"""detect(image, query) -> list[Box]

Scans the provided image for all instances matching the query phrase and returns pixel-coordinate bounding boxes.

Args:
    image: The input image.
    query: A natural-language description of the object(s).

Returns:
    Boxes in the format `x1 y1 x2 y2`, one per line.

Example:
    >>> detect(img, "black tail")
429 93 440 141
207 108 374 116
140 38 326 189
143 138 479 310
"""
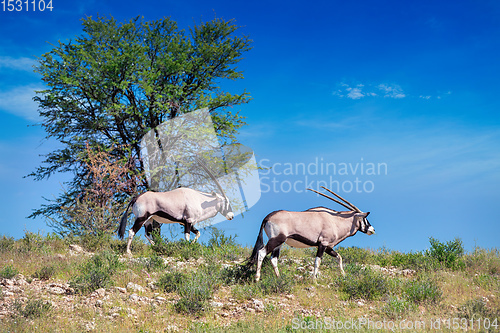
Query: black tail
118 196 138 239
246 219 267 267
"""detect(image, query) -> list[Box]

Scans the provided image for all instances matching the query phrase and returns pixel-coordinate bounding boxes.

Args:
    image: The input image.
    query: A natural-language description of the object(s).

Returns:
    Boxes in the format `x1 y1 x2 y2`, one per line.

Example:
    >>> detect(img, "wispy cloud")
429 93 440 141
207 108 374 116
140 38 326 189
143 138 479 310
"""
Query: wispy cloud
418 91 452 100
334 82 406 100
377 84 406 98
0 56 36 72
0 85 42 121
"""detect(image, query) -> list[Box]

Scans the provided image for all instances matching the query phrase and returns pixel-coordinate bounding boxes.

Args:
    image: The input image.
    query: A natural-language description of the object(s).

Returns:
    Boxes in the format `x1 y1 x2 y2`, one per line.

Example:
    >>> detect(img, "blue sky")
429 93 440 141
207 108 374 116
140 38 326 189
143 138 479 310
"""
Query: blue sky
0 0 499 252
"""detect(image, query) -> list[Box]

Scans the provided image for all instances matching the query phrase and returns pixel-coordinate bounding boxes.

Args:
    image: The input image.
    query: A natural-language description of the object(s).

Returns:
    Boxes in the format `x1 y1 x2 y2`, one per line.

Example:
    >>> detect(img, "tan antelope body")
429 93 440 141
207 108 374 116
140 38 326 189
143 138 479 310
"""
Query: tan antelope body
248 187 375 281
118 159 233 256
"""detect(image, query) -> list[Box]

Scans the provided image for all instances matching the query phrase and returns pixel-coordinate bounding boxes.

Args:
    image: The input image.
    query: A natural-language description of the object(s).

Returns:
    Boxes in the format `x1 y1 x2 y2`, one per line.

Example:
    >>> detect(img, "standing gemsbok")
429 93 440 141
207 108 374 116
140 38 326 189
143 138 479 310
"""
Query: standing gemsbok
248 187 375 281
118 159 234 256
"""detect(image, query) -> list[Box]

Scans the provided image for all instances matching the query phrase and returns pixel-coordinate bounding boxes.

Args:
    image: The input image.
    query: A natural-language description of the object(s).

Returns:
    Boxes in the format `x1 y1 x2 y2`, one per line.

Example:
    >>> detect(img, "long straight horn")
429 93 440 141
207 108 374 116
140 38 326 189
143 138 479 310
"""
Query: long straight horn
195 156 229 200
320 186 361 213
307 188 354 211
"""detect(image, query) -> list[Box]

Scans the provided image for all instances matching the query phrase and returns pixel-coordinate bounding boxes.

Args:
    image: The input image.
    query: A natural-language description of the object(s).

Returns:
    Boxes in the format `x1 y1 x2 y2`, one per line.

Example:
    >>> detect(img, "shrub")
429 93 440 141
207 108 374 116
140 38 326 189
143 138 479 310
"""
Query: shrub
384 251 438 271
222 264 255 285
13 299 52 319
144 252 165 272
336 246 374 265
20 231 49 253
0 265 19 279
80 231 114 252
426 237 465 270
458 298 498 320
466 247 500 276
157 271 186 293
70 250 121 294
381 297 415 319
174 264 223 315
32 266 56 280
404 277 442 304
335 264 388 300
258 265 296 296
151 234 206 260
0 236 15 252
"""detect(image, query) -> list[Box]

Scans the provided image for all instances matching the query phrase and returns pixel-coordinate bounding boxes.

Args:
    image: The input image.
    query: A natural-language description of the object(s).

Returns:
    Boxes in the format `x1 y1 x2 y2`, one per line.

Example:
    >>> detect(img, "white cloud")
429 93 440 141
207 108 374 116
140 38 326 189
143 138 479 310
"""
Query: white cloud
335 82 406 100
419 95 431 99
346 87 364 99
0 56 36 72
377 84 406 98
0 85 42 121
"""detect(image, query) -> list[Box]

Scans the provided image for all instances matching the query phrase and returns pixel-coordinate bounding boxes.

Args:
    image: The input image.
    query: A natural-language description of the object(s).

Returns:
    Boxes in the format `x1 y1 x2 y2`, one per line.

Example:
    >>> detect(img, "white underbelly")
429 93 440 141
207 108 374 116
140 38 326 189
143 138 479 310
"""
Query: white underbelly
285 238 312 248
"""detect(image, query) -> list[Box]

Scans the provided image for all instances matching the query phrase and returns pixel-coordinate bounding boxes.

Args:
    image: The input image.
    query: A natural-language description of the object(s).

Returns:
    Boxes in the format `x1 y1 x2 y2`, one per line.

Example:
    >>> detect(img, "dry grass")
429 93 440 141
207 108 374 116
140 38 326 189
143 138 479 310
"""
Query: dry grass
0 232 499 332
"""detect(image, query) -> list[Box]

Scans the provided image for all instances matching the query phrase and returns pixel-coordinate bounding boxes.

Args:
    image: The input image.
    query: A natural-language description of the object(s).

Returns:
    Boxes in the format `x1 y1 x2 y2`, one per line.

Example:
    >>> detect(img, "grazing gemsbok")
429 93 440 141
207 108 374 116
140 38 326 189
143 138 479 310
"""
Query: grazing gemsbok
248 186 375 281
118 159 234 256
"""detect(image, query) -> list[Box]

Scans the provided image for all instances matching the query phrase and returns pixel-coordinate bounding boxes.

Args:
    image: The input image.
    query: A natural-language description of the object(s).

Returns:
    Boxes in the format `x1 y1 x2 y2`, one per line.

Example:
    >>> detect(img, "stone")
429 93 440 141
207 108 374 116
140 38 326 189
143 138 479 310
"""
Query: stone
211 301 223 308
126 282 145 293
69 244 84 253
252 299 264 312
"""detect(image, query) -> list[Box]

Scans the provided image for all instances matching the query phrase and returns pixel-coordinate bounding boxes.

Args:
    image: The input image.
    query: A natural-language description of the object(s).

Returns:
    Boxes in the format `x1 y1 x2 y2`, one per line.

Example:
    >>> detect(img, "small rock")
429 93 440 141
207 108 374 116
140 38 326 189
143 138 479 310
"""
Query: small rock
211 301 223 308
49 287 66 295
126 282 145 293
357 301 365 307
129 293 140 302
95 300 103 307
91 288 106 297
69 244 84 253
114 287 127 293
155 296 166 303
252 299 265 312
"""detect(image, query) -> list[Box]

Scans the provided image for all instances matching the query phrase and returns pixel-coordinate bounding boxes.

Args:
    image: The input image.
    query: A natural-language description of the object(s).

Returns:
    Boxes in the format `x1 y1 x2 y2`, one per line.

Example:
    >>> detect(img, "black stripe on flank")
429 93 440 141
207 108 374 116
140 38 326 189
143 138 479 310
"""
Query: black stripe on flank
287 234 319 247
152 210 186 224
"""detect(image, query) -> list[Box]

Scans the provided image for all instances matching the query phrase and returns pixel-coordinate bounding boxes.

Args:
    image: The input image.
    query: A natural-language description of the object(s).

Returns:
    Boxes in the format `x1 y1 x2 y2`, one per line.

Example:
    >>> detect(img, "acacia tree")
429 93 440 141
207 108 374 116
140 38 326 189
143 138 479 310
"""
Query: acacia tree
29 15 252 230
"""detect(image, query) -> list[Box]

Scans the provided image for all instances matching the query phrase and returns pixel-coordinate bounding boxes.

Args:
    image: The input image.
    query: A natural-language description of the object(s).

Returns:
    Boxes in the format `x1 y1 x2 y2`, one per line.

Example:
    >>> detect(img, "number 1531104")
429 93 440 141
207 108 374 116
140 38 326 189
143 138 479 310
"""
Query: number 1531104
2 0 53 11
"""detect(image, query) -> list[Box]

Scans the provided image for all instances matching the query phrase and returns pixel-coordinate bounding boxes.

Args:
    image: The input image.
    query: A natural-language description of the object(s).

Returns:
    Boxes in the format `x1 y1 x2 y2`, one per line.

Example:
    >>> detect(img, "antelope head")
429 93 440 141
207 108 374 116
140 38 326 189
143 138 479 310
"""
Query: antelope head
307 186 375 235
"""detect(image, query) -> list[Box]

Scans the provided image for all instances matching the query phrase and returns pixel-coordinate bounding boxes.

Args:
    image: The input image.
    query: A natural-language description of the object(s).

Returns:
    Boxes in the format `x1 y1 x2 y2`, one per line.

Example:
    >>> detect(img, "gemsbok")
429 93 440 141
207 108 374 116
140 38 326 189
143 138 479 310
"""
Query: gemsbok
248 186 375 281
118 159 234 256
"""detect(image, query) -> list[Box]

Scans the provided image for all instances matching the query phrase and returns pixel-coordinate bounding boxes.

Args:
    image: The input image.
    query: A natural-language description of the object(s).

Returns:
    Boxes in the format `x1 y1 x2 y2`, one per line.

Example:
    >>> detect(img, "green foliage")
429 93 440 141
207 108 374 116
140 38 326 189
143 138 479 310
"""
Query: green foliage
207 227 238 248
13 299 52 319
0 265 19 279
0 235 15 252
32 266 56 280
174 264 224 315
222 264 255 285
257 264 296 296
466 247 500 275
70 250 121 294
427 237 465 270
335 264 389 300
230 260 297 300
20 231 49 253
380 297 416 319
336 246 374 265
379 250 438 271
403 276 442 304
30 15 252 233
151 236 206 260
79 231 115 252
157 271 187 293
144 252 165 272
151 228 244 262
458 298 499 320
